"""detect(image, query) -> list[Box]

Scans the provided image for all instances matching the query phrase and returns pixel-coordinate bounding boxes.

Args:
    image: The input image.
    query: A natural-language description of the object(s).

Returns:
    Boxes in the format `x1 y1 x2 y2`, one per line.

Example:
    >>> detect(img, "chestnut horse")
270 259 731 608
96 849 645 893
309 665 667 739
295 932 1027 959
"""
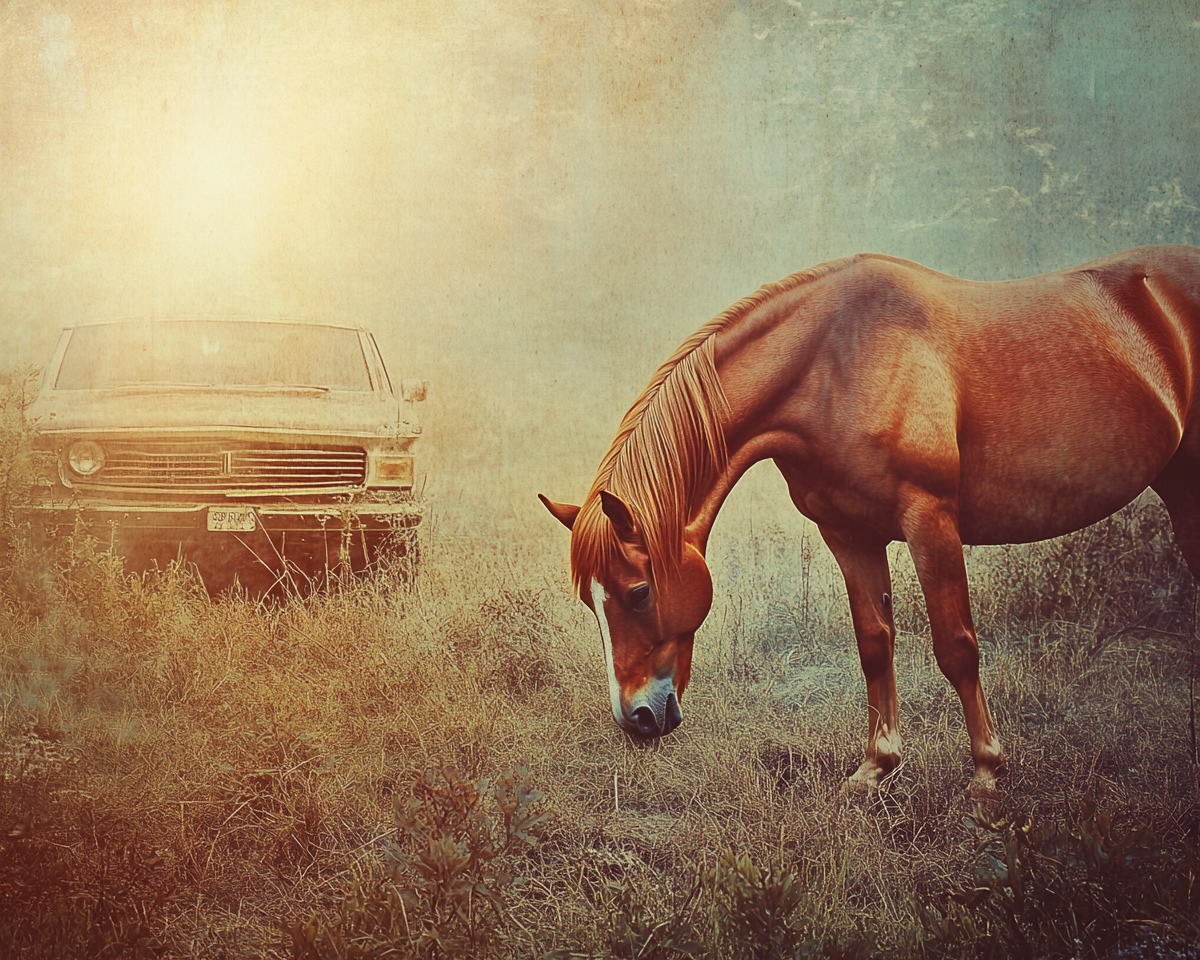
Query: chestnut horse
541 245 1200 795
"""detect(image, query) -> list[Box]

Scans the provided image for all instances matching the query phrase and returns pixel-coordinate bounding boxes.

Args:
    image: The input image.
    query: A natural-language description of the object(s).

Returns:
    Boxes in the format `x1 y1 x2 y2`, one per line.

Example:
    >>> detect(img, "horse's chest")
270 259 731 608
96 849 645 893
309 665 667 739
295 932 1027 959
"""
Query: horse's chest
776 458 905 541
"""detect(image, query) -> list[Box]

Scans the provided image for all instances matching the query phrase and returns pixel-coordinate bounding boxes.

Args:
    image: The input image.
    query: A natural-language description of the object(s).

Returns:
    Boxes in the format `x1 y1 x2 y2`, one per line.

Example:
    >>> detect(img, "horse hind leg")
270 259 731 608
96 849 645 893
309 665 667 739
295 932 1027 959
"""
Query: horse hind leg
819 527 903 790
1151 451 1200 582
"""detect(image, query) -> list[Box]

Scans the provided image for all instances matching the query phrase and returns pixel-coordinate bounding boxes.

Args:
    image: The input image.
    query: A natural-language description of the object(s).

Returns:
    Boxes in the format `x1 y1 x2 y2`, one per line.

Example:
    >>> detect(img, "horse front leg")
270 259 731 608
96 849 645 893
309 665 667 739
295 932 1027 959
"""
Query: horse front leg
819 527 902 790
901 495 1005 796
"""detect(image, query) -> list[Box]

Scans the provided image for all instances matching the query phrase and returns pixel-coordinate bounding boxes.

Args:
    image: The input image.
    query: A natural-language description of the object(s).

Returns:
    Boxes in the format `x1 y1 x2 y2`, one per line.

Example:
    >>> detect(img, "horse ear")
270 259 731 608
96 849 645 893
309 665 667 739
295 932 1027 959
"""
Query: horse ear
599 490 643 545
539 494 581 530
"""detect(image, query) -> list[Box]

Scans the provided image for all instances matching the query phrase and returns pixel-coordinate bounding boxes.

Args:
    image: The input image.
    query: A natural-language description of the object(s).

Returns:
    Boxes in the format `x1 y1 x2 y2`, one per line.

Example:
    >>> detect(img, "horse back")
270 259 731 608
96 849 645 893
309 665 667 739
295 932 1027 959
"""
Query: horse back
977 245 1200 441
853 246 1200 542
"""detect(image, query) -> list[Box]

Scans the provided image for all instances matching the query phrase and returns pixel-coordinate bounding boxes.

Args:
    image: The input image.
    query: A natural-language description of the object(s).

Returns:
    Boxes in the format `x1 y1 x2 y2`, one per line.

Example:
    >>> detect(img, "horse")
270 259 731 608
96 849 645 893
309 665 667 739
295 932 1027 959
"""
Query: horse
540 245 1200 796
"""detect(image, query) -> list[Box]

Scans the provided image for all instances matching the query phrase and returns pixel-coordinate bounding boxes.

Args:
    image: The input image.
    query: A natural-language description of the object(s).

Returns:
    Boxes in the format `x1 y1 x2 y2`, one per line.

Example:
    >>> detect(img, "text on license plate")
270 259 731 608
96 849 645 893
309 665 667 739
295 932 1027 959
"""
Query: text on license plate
207 507 257 532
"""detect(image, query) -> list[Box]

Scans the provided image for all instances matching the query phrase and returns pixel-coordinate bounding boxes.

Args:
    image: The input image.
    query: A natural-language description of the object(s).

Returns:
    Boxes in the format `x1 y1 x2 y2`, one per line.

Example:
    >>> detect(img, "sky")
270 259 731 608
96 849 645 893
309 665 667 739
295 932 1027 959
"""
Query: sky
1 0 1198 535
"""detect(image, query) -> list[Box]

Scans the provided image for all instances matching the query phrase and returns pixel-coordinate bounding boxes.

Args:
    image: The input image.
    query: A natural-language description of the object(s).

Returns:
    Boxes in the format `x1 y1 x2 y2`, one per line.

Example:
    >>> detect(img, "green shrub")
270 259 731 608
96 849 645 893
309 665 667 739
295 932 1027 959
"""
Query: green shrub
285 763 550 960
918 799 1199 959
583 876 703 959
708 850 874 960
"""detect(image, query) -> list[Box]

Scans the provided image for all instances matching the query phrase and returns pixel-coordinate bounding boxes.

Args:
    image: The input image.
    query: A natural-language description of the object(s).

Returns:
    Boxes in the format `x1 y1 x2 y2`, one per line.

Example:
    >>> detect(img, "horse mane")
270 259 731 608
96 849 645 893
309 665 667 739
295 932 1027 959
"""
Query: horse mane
570 256 858 593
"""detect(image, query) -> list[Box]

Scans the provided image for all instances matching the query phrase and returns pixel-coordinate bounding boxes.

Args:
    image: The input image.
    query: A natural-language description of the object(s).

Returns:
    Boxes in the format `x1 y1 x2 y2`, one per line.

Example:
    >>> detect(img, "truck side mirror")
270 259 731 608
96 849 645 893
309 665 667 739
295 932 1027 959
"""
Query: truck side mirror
400 379 428 403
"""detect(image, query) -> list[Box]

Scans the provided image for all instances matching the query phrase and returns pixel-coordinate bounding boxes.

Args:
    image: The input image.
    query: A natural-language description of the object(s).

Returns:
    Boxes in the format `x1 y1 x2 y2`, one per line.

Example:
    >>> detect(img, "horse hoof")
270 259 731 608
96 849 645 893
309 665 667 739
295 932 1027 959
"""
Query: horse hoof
841 760 897 802
966 777 1005 807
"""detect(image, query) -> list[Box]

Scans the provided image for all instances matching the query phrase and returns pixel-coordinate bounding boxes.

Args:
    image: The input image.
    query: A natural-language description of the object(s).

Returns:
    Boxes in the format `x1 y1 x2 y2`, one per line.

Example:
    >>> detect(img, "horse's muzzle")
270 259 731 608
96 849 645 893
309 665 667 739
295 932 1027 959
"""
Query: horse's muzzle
626 683 682 738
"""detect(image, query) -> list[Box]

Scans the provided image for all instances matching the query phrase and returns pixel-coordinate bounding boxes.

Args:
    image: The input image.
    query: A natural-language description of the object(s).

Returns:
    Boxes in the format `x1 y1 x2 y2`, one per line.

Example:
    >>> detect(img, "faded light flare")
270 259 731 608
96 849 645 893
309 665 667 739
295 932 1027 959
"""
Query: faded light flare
3 4 441 342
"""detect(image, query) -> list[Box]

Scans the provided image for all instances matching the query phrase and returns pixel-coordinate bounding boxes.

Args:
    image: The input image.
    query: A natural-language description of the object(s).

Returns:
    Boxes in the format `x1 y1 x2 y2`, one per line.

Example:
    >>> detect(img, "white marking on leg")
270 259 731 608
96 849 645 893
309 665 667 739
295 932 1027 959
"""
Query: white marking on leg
591 578 624 724
875 722 903 764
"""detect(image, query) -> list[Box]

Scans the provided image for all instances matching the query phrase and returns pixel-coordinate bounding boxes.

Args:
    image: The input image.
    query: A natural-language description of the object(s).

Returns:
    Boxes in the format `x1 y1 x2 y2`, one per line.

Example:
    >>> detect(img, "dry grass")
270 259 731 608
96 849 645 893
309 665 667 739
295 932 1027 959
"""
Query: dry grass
0 380 1197 957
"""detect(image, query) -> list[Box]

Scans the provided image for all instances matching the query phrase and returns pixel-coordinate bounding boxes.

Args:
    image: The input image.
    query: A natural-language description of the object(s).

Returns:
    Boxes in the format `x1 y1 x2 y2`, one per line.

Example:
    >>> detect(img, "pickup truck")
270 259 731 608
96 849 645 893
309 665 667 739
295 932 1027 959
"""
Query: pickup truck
22 317 426 593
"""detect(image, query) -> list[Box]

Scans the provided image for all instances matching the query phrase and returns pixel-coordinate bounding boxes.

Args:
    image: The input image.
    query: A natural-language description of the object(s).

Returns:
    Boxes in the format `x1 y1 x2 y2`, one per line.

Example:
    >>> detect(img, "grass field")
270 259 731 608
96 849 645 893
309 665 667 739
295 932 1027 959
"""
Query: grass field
1 379 1198 958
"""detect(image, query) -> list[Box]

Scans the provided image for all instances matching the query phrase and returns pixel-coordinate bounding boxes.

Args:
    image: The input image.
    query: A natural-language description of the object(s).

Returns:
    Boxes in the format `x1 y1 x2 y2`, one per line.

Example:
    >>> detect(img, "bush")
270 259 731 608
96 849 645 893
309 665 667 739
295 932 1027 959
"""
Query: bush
574 872 703 960
918 799 1200 959
285 763 551 960
708 850 874 960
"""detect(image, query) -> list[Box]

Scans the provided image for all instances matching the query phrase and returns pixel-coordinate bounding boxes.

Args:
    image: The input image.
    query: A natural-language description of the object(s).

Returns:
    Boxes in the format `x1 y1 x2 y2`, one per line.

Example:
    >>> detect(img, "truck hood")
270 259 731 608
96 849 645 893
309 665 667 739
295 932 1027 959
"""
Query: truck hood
29 386 405 440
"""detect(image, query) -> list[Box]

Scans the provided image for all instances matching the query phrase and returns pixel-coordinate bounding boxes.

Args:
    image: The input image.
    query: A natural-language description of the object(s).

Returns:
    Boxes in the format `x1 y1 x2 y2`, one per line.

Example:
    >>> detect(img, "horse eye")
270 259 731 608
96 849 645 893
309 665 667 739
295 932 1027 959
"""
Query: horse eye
628 583 651 609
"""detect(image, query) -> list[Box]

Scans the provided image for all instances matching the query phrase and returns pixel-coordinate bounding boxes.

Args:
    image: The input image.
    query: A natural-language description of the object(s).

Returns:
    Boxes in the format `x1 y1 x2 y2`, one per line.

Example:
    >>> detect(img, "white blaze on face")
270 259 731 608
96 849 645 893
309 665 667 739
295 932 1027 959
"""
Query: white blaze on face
590 578 624 724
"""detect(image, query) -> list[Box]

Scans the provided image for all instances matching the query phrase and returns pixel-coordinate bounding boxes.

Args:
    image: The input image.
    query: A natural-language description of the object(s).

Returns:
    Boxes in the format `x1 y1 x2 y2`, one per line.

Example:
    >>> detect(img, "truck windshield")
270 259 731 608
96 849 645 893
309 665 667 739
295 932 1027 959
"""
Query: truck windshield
54 320 373 392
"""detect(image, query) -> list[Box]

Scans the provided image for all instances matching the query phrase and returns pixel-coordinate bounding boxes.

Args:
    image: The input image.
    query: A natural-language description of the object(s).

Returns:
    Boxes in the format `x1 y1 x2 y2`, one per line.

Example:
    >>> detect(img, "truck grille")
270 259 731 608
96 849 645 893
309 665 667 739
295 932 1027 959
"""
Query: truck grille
84 443 367 493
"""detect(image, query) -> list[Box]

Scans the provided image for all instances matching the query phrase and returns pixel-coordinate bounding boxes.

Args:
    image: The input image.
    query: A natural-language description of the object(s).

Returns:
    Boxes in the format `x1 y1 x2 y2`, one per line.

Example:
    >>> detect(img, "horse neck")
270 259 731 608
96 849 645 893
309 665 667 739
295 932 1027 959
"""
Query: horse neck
687 288 831 553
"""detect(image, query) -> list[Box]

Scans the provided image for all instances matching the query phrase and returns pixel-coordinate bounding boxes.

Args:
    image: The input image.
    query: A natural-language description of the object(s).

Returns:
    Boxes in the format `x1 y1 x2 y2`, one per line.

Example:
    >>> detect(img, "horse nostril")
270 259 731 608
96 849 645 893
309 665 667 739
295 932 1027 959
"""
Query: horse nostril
631 706 660 737
663 693 682 735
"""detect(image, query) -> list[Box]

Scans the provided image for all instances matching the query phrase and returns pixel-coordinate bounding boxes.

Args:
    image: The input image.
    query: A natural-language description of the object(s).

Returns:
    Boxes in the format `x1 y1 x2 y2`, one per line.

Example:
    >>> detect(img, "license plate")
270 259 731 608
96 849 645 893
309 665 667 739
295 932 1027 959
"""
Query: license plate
207 507 257 532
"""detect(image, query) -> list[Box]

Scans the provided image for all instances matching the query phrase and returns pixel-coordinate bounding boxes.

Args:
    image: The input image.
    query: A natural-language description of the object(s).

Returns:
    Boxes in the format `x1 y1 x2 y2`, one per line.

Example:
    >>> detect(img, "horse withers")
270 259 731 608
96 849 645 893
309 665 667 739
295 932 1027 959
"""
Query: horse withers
541 246 1200 796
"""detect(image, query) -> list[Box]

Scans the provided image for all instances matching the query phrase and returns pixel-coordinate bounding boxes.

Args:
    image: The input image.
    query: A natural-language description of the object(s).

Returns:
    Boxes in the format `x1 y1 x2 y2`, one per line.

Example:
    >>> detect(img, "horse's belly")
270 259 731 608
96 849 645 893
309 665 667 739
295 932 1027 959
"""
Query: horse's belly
959 485 1150 545
956 418 1178 545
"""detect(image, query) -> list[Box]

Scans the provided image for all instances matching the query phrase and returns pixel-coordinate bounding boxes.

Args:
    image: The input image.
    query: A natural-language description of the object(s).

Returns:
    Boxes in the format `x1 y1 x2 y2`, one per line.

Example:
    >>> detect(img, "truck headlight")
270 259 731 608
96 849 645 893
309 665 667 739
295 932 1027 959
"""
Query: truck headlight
373 455 413 488
68 440 105 476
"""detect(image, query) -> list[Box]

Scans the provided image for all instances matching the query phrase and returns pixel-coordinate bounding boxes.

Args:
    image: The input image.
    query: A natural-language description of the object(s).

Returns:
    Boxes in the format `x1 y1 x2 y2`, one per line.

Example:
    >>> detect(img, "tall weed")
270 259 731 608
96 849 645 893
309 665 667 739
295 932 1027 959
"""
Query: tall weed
286 763 550 959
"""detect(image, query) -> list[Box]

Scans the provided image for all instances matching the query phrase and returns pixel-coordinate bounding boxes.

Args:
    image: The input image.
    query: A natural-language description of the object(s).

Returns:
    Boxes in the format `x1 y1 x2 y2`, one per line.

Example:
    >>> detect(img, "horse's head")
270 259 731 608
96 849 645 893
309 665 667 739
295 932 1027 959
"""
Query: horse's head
540 490 712 738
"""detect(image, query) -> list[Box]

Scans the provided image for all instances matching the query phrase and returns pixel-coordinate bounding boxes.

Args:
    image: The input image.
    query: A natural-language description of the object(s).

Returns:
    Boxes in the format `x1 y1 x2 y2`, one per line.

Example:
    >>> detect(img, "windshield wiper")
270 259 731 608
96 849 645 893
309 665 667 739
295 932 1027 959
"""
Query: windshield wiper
103 381 331 392
107 381 217 389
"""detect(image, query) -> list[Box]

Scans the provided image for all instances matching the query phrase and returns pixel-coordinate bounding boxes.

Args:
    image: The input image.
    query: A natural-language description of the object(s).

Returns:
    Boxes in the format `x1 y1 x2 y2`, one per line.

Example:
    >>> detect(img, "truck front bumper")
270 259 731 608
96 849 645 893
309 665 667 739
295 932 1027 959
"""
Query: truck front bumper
16 498 424 590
